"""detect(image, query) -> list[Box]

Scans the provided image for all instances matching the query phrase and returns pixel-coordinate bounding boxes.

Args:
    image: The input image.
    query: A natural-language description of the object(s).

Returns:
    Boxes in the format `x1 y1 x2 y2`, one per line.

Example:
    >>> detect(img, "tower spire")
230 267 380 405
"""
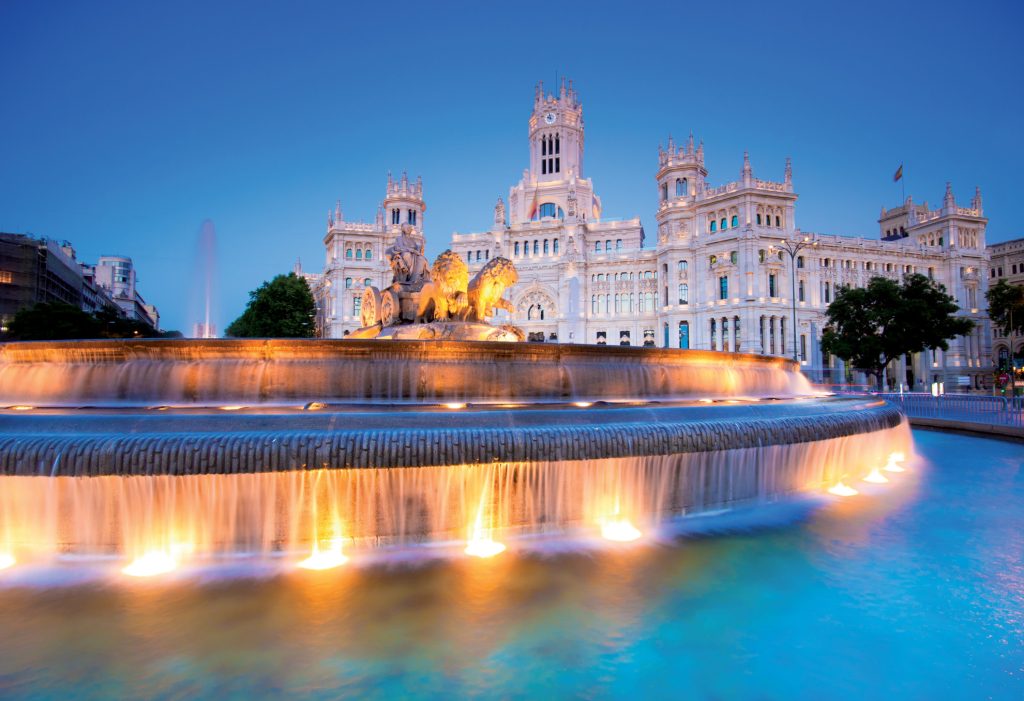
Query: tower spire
741 151 752 182
784 157 792 186
687 131 694 155
972 185 983 213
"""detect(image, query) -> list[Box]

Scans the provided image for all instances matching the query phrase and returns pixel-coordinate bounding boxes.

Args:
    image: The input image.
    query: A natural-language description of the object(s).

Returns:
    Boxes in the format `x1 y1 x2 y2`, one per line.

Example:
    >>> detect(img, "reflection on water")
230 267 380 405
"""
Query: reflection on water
0 431 1021 700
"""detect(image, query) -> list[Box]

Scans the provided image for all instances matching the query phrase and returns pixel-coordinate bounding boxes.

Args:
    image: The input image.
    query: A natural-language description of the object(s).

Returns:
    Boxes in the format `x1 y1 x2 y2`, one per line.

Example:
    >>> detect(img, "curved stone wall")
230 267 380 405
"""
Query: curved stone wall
0 398 901 477
0 339 812 404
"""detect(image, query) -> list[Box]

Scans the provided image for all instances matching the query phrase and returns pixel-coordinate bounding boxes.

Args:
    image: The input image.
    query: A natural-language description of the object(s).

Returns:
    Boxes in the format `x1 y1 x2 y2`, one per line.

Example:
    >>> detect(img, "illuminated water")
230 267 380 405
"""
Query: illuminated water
0 430 1019 700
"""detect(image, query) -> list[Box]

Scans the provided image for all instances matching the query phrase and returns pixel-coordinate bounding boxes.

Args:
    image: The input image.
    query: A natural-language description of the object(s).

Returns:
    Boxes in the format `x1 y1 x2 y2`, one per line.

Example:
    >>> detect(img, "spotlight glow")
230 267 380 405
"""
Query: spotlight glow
601 517 642 542
0 553 15 570
297 539 348 570
572 401 593 408
465 537 506 558
827 481 859 497
444 402 467 410
122 551 177 577
863 468 889 484
219 405 245 411
884 452 906 472
9 405 33 411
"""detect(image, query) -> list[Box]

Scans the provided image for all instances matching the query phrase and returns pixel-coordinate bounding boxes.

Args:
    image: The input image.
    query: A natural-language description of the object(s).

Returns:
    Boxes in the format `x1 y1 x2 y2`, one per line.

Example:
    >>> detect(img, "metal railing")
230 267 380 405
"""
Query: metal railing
853 392 1024 429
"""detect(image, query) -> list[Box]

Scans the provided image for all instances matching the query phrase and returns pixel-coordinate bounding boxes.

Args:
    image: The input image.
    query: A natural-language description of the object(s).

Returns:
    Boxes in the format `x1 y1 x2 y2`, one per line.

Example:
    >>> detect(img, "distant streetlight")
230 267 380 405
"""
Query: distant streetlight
769 235 817 364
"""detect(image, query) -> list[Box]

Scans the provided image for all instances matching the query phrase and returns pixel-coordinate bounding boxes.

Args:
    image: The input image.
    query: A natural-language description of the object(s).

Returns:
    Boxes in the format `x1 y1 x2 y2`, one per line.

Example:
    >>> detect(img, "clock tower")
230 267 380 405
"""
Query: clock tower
529 78 584 183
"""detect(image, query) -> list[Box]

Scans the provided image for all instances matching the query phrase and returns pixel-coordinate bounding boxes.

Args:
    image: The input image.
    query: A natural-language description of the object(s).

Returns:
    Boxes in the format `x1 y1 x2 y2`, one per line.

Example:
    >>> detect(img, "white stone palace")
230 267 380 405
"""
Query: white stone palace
310 79 992 391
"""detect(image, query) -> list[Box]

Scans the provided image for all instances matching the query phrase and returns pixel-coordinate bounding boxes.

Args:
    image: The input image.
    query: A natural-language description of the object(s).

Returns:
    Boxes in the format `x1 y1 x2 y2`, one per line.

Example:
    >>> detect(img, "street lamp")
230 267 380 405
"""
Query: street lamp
769 235 817 364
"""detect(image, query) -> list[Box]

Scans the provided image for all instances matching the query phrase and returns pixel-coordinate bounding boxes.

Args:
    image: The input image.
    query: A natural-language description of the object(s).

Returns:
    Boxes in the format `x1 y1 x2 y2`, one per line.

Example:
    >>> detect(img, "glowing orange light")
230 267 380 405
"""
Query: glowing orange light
465 536 506 558
863 468 889 484
219 405 245 411
9 405 33 411
0 553 15 570
122 551 177 577
444 402 467 410
827 481 859 497
601 517 642 542
297 539 349 570
572 401 593 408
884 452 906 473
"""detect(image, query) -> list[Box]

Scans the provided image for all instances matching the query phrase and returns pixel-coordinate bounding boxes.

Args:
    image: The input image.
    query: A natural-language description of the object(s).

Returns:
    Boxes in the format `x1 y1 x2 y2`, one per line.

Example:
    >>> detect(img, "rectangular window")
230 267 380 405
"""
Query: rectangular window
719 276 728 300
353 296 361 316
555 158 560 173
769 274 777 298
800 335 807 361
0 271 12 284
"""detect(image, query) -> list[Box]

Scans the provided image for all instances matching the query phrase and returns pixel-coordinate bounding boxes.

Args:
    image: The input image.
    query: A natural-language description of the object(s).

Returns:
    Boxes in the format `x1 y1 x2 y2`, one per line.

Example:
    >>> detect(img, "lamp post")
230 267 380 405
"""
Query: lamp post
770 236 817 365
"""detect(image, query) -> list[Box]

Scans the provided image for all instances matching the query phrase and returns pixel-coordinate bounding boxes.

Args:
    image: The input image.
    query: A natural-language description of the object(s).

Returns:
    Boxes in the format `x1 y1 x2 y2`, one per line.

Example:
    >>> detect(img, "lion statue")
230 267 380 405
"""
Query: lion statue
415 250 469 322
460 257 519 322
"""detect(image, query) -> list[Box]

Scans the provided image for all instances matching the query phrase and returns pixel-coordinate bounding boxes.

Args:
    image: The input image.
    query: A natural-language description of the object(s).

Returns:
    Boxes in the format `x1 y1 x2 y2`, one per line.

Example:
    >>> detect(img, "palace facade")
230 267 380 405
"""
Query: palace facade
312 80 992 391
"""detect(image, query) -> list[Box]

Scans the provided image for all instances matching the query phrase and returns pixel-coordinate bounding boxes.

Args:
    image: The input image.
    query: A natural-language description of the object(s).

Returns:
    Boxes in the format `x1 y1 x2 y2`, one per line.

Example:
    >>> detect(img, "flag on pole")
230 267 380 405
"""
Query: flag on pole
893 164 903 182
591 193 601 220
527 188 538 219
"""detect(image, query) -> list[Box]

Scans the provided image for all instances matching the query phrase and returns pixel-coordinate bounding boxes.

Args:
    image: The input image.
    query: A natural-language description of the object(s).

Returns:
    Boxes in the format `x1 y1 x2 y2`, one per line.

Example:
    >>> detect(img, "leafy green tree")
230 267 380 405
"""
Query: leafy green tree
226 273 316 338
986 279 1024 338
6 302 101 340
821 274 974 391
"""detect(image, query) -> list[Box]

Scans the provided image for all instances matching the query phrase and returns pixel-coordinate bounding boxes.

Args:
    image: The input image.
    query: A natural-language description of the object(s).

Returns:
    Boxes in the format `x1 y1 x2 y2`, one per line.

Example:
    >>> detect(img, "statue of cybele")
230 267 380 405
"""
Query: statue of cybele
385 224 431 288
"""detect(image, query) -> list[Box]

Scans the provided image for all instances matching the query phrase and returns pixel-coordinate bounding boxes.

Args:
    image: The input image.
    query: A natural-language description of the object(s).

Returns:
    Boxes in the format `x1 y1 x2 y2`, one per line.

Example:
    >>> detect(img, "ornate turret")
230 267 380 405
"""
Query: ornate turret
784 157 793 188
383 171 426 234
741 151 753 185
943 181 955 211
529 77 584 182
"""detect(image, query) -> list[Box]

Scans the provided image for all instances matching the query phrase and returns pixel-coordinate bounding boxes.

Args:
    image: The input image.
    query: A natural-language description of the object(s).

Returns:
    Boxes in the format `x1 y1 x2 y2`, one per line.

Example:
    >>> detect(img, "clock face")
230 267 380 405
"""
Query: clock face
544 112 556 125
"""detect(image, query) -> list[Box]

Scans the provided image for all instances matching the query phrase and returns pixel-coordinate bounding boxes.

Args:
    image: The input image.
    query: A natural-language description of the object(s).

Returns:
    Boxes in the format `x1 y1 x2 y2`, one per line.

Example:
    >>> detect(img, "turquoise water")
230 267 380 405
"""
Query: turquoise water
0 430 1021 700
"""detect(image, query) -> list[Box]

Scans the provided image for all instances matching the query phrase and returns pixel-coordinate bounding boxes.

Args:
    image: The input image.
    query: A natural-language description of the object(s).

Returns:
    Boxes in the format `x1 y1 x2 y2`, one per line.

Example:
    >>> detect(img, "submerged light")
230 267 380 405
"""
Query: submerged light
444 402 467 410
219 405 245 412
297 539 348 570
827 481 859 497
884 452 906 473
601 517 642 542
465 536 506 558
863 468 889 484
9 405 33 411
572 401 593 408
122 551 177 577
0 553 15 570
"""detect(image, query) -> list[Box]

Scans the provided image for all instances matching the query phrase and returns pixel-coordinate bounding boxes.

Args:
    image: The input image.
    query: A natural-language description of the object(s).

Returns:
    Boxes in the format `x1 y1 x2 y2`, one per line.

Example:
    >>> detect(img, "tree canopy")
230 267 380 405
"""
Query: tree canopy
4 302 176 341
820 274 974 390
985 279 1024 338
225 273 316 338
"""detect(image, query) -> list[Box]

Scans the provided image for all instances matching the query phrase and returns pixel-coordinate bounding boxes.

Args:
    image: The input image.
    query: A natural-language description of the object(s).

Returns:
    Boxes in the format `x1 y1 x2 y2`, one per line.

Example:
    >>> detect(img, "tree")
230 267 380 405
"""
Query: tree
820 274 974 391
986 279 1024 338
226 273 316 338
6 302 101 340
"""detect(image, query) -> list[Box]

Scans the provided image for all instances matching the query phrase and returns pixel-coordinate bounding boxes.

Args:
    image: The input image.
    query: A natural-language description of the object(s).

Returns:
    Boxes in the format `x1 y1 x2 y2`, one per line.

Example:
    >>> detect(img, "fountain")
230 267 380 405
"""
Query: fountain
0 233 913 575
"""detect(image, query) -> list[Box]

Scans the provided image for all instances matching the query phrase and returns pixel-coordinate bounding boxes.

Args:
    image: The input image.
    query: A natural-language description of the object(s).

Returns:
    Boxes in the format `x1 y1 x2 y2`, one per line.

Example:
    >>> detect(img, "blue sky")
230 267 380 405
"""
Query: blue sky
1 0 1021 332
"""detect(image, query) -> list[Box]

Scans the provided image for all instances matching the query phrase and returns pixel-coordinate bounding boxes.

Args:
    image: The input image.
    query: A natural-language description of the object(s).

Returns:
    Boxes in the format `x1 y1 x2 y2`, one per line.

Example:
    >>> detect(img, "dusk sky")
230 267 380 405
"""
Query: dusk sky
1 0 1020 333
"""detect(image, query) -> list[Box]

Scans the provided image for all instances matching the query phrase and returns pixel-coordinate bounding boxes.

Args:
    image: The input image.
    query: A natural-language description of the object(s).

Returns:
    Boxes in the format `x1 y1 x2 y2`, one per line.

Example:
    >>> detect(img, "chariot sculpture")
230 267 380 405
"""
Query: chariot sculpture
350 224 523 341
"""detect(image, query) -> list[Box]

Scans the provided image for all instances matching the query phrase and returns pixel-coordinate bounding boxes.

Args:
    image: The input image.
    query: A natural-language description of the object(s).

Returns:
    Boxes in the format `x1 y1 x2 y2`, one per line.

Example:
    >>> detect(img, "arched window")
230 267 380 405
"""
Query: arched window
598 274 605 282
515 242 520 257
733 316 741 352
710 220 717 233
676 178 688 197
591 295 598 314
365 248 373 260
796 255 804 269
678 283 689 305
553 239 559 254
353 295 362 316
345 248 353 259
485 249 489 259
345 277 352 288
661 183 668 201
605 240 611 251
720 217 727 230
616 239 623 250
595 241 601 253
538 202 557 219
533 240 539 255
722 317 729 352
391 209 400 225
678 260 688 273
730 251 738 264
544 239 549 254
355 249 362 259
710 319 717 351
364 278 371 286
678 321 689 349
731 215 739 228
756 213 762 226
408 210 417 226
629 293 635 312
776 215 781 227
476 250 482 261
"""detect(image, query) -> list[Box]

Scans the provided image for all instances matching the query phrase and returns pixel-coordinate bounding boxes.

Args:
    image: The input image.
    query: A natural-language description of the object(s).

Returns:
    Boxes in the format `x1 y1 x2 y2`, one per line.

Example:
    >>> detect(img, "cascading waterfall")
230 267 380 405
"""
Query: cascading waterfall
0 421 912 562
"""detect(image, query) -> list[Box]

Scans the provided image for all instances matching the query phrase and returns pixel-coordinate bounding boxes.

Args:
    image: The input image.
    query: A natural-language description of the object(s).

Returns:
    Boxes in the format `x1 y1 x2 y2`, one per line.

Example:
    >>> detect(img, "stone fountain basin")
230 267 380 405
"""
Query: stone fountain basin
0 397 901 476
